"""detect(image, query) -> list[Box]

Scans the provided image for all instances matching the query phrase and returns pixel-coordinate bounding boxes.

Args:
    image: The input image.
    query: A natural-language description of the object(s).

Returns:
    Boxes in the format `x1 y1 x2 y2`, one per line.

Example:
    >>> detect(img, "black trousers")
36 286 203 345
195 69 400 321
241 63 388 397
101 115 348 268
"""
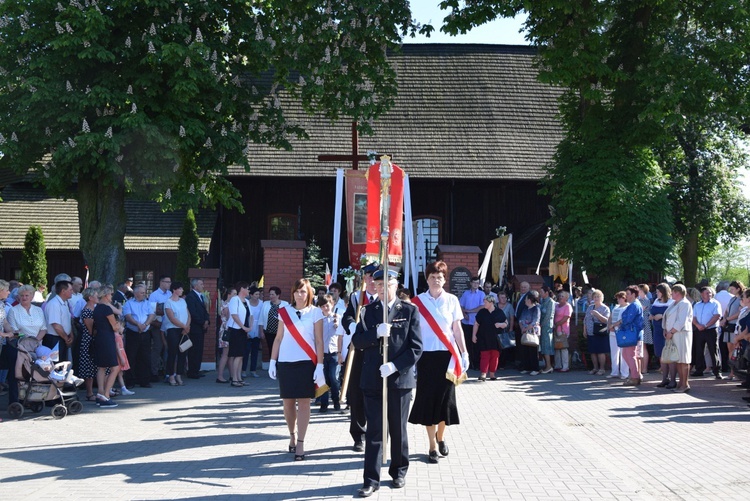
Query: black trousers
693 328 719 375
187 327 205 377
166 328 188 376
124 329 152 386
362 388 412 487
347 351 367 444
462 323 479 370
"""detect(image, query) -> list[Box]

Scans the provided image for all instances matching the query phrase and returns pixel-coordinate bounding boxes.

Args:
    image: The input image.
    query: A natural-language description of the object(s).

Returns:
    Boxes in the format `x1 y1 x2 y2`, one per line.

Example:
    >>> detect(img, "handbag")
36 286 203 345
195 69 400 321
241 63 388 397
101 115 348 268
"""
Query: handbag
520 327 540 347
660 339 679 363
179 334 193 352
554 331 568 350
616 327 641 348
591 321 609 337
498 330 516 349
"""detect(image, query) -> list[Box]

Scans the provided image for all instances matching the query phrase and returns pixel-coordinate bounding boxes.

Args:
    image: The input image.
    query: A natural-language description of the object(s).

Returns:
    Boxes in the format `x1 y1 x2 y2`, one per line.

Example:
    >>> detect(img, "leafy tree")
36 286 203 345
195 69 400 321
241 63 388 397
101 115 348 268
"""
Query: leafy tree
438 0 750 295
657 121 750 286
20 226 47 288
304 237 326 288
0 0 424 283
175 209 200 286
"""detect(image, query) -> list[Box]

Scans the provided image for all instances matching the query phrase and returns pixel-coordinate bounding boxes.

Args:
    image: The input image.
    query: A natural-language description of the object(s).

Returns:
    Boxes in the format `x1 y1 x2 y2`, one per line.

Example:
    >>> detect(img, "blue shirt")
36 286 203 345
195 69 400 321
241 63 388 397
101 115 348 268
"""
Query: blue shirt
123 298 155 331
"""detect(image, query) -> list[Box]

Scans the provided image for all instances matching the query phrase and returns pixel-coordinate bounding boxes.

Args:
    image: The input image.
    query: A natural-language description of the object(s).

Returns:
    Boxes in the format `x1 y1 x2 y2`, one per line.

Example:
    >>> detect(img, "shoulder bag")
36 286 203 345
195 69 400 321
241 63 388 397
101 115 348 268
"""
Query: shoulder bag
660 339 679 363
616 327 641 348
520 326 540 347
498 330 516 349
179 334 193 352
591 321 609 337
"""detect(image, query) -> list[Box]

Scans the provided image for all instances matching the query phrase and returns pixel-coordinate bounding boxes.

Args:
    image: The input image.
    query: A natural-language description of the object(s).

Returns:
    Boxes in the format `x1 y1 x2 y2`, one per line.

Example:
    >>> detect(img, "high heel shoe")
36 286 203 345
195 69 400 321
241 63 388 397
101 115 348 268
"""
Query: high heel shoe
289 433 296 453
294 440 305 461
168 376 178 386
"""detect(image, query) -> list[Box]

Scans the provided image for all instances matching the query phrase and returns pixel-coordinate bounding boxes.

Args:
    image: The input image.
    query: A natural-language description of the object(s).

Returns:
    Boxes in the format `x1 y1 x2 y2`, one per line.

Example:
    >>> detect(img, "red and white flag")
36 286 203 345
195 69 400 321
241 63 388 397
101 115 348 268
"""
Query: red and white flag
325 263 331 286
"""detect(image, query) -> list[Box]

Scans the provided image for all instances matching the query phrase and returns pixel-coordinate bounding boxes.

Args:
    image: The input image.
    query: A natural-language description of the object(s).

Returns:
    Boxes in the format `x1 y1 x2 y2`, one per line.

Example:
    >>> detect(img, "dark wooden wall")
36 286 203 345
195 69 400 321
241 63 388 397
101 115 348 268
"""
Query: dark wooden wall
210 176 551 287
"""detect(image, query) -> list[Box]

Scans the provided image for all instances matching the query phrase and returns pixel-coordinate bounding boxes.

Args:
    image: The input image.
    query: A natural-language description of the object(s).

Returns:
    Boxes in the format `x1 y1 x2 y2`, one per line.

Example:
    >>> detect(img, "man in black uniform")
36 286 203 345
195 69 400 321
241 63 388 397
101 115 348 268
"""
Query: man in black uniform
341 262 378 452
351 269 422 497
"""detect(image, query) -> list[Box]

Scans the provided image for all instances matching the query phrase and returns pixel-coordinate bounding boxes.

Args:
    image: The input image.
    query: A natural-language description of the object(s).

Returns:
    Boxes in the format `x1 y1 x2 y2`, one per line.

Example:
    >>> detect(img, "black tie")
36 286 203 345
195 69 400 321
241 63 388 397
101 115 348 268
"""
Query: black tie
296 310 302 319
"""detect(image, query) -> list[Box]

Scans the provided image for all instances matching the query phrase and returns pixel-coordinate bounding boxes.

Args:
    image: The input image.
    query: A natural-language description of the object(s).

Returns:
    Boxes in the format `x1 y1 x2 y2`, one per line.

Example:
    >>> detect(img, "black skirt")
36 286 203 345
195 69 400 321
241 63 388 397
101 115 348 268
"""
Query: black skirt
227 328 246 357
408 351 459 426
277 360 315 399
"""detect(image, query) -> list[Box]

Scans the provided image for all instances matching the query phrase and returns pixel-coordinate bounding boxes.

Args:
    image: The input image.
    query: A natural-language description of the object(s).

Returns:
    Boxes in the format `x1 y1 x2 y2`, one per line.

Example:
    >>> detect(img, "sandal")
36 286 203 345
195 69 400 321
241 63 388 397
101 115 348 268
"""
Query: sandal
85 394 97 402
294 440 305 461
289 433 296 453
168 376 178 386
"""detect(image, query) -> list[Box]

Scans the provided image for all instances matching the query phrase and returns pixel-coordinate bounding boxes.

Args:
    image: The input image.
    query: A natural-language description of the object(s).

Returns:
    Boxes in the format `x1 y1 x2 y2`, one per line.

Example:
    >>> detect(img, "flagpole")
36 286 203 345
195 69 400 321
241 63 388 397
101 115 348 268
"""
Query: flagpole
378 155 392 465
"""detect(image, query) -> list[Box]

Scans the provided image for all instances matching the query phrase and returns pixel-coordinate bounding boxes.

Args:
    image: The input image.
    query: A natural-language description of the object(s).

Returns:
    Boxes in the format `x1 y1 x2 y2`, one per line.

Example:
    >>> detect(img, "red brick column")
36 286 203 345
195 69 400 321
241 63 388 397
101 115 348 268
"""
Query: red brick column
436 245 483 292
188 268 220 370
260 240 306 366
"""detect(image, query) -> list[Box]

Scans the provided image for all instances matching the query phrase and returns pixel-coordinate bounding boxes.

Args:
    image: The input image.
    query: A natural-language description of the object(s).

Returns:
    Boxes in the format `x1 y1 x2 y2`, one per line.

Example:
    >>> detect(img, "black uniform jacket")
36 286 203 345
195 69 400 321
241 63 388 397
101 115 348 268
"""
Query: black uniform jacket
352 298 422 391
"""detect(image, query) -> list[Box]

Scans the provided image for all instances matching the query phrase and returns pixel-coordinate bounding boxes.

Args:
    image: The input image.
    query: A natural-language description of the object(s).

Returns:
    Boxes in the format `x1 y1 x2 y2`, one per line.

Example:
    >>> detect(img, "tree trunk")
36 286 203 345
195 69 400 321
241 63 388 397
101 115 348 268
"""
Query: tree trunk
680 229 699 287
594 267 626 303
77 177 126 284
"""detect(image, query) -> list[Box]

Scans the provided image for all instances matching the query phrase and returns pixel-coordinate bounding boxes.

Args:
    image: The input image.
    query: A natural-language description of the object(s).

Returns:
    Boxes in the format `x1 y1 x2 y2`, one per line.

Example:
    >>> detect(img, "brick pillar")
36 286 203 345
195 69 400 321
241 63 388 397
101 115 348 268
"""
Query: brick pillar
260 240 306 366
436 244 483 293
188 268 220 370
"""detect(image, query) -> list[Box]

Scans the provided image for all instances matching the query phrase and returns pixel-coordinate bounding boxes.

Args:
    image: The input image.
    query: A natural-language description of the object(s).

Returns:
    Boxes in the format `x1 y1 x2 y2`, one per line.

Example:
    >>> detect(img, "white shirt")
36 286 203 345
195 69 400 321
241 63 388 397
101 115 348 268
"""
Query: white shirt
247 300 263 338
8 304 47 338
226 295 251 329
278 305 324 362
715 290 732 316
149 288 173 331
694 299 721 329
322 313 344 354
163 298 189 330
610 305 626 334
45 295 72 337
417 290 463 352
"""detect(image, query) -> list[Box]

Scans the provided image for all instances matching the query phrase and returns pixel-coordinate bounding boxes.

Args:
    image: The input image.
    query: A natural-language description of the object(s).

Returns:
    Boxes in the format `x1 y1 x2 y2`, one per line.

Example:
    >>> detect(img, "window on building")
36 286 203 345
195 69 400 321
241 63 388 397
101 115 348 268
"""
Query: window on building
133 270 154 294
268 214 297 240
413 217 441 272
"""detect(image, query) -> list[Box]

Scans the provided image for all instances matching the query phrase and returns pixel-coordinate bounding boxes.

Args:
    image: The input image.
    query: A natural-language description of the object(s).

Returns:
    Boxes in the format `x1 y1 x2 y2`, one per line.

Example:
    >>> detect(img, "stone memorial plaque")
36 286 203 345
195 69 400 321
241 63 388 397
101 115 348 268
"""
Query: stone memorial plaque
449 266 472 297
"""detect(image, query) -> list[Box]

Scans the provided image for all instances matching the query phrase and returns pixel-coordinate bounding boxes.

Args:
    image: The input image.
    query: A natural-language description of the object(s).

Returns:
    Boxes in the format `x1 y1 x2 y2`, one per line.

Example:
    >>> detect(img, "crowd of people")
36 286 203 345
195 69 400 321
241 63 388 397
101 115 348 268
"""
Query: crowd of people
3 267 749 494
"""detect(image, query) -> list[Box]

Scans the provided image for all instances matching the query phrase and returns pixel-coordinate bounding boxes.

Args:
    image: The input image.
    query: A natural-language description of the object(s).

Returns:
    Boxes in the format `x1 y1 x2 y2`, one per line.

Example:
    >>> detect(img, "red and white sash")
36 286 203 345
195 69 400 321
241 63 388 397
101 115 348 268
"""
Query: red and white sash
278 306 317 363
411 295 464 383
278 306 328 396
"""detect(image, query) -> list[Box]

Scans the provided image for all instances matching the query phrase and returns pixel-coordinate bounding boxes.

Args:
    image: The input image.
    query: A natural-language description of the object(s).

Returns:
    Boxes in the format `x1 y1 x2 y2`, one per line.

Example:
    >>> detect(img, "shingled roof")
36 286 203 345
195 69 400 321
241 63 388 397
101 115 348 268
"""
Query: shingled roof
229 44 563 179
0 185 215 251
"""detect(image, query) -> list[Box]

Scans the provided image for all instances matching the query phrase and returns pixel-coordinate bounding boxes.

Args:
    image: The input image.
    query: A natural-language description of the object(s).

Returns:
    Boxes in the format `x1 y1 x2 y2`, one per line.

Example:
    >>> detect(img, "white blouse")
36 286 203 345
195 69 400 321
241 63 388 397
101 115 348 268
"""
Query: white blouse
278 305 324 363
8 304 47 338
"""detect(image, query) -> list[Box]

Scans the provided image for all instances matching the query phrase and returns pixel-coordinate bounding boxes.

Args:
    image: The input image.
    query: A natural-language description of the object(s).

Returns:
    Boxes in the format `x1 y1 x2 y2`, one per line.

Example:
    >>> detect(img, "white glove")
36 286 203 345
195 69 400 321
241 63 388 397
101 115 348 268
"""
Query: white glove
313 363 325 385
461 352 470 372
379 362 397 378
348 323 357 336
377 323 391 338
268 360 277 380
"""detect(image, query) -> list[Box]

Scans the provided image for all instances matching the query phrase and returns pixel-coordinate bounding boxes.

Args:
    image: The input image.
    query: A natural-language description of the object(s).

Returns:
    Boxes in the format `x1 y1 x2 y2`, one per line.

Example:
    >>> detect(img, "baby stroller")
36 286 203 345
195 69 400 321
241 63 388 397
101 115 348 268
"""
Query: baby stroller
7 337 83 419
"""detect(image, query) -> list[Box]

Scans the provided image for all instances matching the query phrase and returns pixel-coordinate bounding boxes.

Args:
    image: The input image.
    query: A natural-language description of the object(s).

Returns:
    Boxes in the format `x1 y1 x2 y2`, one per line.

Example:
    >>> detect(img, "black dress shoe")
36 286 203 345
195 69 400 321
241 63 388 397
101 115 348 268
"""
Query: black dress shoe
655 380 669 388
357 485 379 498
438 440 449 456
353 442 364 452
428 450 439 463
392 477 405 489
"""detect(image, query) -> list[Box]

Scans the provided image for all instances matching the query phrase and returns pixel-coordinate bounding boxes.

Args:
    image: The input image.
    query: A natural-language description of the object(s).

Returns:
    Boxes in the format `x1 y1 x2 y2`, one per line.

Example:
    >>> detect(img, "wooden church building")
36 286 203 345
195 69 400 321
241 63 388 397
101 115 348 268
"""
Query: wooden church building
208 44 563 288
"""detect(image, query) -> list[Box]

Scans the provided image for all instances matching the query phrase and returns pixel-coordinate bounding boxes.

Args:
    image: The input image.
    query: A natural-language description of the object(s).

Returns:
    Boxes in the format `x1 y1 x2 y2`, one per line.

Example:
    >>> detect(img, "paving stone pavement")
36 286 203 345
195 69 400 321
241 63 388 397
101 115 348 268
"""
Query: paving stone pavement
1 369 750 500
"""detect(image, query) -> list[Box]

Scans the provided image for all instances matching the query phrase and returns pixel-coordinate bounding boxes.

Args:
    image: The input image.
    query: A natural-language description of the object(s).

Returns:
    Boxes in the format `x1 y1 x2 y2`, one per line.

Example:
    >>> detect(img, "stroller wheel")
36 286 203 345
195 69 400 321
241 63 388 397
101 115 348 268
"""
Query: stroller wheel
67 400 84 415
8 402 24 419
51 404 68 420
30 402 44 413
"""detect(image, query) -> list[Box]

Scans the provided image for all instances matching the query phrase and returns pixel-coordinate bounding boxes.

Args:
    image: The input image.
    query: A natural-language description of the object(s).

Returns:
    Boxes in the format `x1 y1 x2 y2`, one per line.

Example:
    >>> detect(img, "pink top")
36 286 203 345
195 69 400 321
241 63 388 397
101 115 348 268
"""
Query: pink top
554 302 573 335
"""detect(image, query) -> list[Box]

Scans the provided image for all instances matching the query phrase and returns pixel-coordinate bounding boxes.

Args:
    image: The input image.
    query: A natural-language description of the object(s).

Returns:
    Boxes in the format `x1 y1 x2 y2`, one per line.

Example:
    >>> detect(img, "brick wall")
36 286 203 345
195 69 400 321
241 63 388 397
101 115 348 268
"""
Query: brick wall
260 240 306 366
436 244 482 292
188 267 219 370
